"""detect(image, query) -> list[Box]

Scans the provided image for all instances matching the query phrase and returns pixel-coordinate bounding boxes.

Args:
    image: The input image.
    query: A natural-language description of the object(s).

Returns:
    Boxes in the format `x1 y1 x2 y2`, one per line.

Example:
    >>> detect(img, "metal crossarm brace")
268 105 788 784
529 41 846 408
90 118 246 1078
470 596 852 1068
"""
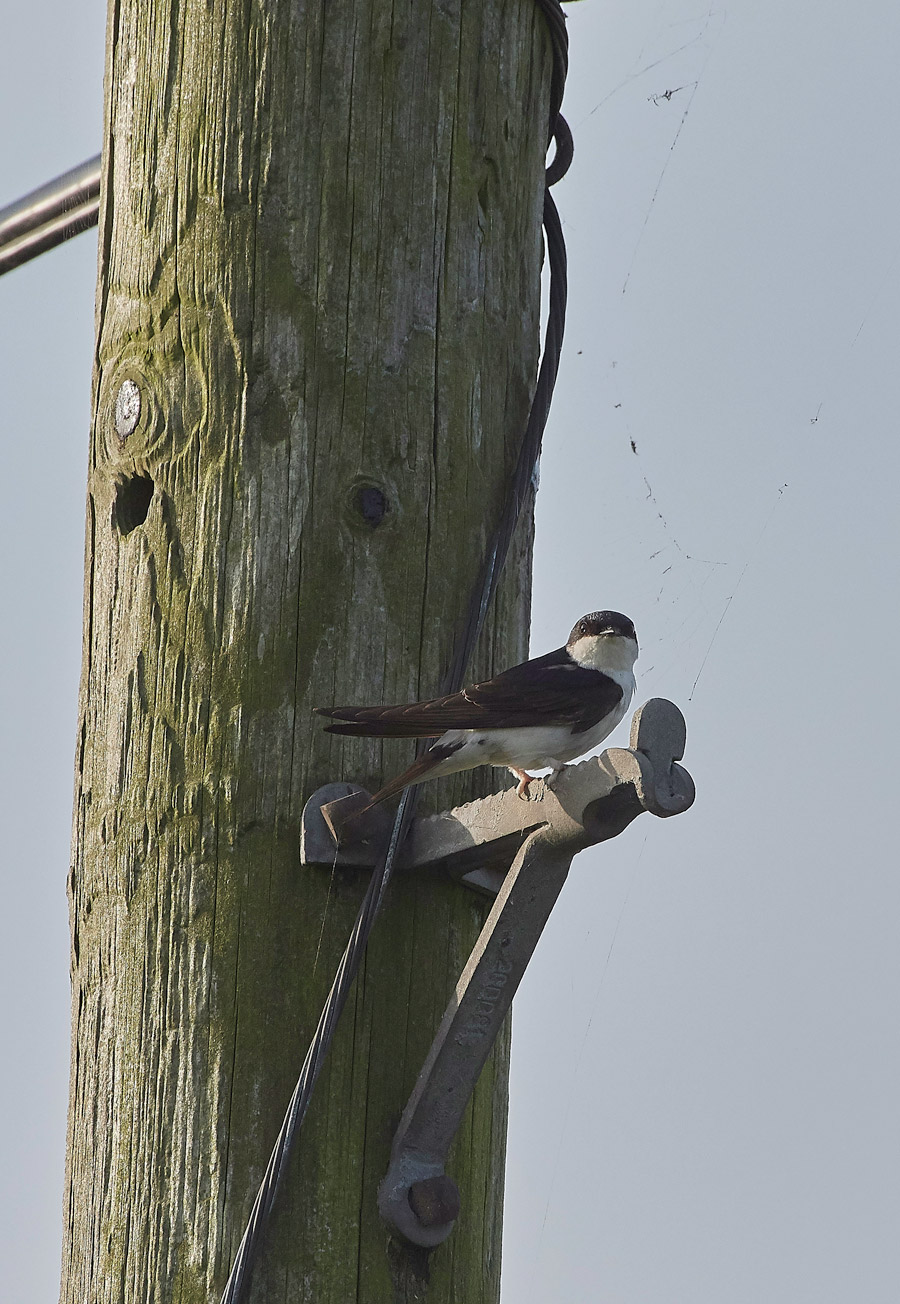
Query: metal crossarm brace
299 697 695 1247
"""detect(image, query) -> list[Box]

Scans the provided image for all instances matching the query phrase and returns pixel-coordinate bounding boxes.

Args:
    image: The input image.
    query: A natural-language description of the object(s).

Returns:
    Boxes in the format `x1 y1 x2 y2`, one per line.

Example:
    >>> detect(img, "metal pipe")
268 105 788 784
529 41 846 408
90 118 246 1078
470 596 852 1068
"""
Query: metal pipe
0 155 101 277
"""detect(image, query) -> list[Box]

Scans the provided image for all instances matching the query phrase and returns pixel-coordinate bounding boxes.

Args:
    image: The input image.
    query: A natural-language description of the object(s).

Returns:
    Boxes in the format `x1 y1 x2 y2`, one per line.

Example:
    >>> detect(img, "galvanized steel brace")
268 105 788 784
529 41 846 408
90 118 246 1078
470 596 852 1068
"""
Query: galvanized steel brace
300 697 695 1247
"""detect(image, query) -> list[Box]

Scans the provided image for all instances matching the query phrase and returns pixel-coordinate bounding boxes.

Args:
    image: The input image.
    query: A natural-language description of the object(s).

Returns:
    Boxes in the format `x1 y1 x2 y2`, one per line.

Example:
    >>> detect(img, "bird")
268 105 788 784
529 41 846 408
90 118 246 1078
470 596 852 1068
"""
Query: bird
315 610 638 808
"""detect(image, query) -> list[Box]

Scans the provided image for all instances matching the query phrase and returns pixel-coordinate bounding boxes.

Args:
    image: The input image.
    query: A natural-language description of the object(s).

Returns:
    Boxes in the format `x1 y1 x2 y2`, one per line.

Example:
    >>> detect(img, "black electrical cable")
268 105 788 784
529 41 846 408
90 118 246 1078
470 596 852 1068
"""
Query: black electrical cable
534 0 569 134
220 6 571 1299
219 786 419 1304
447 127 570 693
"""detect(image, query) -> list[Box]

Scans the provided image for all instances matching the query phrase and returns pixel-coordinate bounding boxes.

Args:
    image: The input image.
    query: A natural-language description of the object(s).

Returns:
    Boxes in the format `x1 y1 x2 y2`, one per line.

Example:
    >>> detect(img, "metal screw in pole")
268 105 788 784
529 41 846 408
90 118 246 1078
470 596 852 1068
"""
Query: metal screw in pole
114 380 141 440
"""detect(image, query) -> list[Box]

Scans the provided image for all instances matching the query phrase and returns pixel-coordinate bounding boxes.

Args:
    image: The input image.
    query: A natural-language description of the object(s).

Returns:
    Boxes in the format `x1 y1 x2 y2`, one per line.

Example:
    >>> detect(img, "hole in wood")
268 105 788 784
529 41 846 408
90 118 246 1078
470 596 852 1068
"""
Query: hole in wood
354 484 389 527
114 474 154 535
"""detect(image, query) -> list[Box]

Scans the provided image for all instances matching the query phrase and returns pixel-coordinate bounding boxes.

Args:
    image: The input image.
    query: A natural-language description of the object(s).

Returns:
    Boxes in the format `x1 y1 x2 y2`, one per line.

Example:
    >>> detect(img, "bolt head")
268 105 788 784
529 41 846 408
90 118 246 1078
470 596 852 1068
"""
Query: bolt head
408 1174 461 1228
115 379 141 439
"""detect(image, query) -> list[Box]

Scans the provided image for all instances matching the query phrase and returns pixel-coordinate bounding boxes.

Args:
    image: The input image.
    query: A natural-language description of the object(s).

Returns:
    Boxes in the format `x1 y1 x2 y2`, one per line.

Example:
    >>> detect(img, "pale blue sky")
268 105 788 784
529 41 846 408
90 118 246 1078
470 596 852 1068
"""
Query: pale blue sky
1 2 898 1301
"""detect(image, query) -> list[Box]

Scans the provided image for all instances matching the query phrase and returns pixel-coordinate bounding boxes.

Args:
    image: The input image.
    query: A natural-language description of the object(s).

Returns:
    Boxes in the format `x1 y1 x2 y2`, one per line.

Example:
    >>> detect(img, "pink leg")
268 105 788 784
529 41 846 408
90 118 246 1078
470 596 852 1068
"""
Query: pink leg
509 767 536 799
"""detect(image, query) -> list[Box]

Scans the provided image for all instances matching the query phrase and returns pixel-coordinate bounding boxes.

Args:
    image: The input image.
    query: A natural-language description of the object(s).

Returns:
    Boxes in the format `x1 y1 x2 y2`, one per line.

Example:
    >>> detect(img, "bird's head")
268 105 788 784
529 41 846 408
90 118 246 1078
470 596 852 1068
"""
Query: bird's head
566 611 639 672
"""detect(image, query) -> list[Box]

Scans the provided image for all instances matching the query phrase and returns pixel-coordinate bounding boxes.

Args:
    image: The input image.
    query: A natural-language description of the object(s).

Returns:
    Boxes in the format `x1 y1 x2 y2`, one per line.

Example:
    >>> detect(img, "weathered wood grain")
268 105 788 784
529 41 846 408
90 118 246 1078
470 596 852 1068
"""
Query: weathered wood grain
61 1 550 1300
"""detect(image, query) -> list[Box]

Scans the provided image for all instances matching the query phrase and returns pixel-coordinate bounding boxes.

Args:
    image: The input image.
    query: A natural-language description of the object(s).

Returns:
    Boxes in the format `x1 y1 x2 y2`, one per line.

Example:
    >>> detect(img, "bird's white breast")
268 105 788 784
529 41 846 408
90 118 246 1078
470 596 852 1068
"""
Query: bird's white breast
572 666 635 755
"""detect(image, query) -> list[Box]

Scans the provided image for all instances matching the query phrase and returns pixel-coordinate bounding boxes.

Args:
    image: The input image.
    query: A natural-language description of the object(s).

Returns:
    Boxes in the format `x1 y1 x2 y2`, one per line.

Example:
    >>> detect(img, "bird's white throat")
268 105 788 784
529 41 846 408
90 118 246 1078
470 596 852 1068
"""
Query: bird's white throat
568 633 639 675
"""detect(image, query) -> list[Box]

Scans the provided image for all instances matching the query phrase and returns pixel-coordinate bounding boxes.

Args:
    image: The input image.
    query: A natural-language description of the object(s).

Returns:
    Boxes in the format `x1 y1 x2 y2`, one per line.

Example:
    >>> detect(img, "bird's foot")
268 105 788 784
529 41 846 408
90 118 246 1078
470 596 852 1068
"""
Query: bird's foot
510 768 538 800
544 766 565 791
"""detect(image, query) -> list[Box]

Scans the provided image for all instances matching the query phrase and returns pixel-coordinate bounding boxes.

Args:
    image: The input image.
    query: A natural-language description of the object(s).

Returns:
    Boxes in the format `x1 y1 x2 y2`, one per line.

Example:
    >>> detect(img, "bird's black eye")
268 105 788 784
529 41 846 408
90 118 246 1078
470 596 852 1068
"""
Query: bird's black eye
579 621 588 634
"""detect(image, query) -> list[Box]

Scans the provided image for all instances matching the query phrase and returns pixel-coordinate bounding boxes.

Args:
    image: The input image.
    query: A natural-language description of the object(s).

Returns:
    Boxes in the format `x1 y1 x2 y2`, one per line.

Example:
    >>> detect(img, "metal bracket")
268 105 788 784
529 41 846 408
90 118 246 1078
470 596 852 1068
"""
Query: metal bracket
299 698 695 1246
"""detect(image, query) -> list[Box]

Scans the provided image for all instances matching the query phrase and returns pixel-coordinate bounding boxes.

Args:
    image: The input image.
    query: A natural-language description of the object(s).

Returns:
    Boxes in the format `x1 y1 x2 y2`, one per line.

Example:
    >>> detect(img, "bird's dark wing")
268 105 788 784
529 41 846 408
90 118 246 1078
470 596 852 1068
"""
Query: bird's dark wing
316 646 623 737
463 647 624 734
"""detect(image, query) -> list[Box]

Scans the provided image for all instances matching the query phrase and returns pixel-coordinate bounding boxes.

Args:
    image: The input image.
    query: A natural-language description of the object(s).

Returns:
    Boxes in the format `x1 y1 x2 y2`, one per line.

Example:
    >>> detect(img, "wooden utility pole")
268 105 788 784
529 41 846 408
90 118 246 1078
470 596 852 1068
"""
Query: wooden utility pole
62 2 551 1300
